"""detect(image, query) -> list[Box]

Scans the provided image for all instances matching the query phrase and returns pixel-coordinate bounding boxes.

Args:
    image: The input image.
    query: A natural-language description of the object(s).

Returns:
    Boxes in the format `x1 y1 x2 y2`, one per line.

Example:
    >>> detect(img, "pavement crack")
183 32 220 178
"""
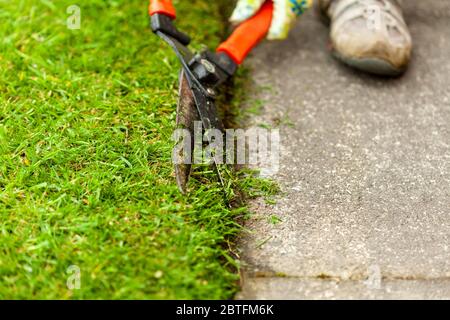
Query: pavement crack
247 272 450 282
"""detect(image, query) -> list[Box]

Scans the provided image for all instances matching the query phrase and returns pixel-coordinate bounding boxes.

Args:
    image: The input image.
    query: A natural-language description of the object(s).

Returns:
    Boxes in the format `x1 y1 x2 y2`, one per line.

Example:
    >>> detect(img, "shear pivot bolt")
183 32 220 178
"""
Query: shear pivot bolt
201 59 216 73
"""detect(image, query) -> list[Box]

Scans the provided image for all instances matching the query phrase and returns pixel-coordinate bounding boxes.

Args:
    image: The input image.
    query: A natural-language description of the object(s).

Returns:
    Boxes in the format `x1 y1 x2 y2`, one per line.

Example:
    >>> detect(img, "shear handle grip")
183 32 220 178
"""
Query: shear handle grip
149 0 191 45
149 0 176 19
151 14 191 46
217 1 273 65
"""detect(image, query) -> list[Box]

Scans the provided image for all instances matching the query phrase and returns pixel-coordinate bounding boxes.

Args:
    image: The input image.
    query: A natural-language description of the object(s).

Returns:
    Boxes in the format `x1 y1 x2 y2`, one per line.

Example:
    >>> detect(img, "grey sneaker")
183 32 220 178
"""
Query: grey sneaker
319 0 412 76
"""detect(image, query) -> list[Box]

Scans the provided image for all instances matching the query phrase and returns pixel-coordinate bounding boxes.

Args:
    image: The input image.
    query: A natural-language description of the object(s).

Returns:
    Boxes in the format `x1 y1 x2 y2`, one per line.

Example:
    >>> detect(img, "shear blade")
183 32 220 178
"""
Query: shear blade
175 69 198 194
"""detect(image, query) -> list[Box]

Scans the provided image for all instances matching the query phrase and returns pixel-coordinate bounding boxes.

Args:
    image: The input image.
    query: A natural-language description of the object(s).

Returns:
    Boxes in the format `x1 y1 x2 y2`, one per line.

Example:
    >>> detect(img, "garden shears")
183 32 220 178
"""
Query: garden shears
149 0 274 194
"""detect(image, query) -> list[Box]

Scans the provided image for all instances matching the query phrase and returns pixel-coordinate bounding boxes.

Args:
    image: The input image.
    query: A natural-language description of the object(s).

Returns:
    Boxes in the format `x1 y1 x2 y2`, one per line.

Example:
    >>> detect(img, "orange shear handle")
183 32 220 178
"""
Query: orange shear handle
217 1 274 65
149 0 176 19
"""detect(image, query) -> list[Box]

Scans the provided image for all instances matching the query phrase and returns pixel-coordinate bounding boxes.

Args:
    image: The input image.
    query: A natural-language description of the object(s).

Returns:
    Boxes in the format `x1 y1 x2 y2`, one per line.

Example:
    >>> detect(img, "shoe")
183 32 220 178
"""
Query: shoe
318 0 412 76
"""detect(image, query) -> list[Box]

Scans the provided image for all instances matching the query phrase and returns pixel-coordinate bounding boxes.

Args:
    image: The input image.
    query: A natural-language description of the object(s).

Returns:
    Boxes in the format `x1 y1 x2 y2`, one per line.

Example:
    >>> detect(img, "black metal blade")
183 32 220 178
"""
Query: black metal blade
174 69 198 194
176 70 229 198
190 82 229 201
157 31 230 199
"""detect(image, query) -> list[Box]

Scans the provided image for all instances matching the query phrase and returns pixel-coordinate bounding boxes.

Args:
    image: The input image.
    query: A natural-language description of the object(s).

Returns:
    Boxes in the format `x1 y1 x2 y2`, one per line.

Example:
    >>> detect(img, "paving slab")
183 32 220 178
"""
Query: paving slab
236 278 450 300
237 0 450 299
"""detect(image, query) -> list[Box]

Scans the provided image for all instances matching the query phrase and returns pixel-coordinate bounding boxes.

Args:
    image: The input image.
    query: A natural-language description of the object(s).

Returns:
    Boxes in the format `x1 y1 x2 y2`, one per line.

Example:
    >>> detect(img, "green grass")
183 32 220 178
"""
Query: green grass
0 0 266 299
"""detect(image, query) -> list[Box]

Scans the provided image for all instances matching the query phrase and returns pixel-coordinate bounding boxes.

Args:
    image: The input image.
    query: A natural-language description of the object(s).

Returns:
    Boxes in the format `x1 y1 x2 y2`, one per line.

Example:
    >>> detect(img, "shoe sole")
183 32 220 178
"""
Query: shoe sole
333 51 406 77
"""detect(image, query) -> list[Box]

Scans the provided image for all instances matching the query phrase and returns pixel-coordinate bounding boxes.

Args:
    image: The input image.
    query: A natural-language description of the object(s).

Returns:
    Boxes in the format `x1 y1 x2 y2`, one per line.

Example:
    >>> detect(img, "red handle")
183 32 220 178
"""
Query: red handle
149 0 176 19
217 1 273 65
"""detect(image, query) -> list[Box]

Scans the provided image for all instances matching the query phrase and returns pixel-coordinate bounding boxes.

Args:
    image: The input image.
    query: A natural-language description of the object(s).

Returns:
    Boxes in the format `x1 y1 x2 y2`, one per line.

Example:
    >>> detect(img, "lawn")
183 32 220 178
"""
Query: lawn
0 0 258 299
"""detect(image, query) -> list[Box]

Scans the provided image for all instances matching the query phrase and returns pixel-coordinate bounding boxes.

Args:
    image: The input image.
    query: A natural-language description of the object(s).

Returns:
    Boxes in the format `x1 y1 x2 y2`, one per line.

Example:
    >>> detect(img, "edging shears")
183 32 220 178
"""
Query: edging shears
149 0 274 194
